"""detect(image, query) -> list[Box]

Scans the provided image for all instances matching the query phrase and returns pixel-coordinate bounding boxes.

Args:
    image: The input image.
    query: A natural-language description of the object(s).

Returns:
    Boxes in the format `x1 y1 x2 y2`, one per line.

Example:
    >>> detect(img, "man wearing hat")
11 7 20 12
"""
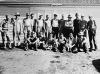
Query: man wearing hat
73 13 81 38
23 13 32 45
76 31 89 53
37 15 45 37
64 14 73 38
51 14 59 39
87 15 97 51
30 13 37 32
0 14 12 49
13 12 22 47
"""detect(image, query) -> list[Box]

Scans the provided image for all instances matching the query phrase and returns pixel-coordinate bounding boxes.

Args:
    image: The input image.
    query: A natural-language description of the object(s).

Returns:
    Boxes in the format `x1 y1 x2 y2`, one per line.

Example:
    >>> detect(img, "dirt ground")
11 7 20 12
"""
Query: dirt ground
0 48 100 74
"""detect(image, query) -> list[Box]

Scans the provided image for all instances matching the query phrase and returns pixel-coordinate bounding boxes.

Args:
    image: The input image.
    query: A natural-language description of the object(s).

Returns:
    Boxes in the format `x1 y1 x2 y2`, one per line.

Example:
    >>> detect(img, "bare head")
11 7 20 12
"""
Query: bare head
54 14 57 19
46 15 49 19
30 13 34 19
89 15 93 20
62 14 64 19
81 15 84 20
75 13 79 19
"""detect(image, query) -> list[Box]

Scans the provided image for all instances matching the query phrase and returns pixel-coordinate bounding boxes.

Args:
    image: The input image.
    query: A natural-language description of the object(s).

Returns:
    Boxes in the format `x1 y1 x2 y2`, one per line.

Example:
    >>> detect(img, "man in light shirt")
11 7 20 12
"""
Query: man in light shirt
37 15 45 37
23 13 32 44
51 14 59 39
30 13 37 32
12 12 22 47
45 15 52 39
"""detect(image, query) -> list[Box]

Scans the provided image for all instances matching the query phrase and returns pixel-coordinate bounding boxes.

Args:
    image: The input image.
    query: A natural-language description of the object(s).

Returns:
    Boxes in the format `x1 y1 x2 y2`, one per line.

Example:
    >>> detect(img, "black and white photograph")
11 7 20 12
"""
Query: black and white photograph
0 0 100 74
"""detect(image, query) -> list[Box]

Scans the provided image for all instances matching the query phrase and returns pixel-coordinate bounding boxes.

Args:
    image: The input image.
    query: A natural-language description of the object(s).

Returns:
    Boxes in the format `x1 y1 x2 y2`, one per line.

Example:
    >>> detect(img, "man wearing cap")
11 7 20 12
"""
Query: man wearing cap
59 14 65 35
73 13 81 38
37 15 45 37
30 13 37 32
51 14 59 39
23 13 32 44
64 14 73 38
87 15 97 51
76 32 89 53
13 12 22 47
45 15 52 39
0 14 12 49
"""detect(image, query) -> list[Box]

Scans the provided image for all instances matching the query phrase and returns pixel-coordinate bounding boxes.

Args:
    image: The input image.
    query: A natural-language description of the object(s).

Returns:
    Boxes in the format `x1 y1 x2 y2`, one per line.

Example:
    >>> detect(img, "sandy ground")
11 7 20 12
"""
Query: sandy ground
0 49 100 74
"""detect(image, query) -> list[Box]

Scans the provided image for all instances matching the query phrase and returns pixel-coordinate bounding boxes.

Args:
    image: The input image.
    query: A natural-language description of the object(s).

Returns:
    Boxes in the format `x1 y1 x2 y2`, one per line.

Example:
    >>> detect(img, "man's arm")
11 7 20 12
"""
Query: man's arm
93 20 97 30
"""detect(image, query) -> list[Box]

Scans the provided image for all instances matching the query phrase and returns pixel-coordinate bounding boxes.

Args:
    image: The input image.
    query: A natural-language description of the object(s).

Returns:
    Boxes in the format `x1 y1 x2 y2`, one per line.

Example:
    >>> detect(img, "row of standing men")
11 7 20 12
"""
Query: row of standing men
0 12 97 52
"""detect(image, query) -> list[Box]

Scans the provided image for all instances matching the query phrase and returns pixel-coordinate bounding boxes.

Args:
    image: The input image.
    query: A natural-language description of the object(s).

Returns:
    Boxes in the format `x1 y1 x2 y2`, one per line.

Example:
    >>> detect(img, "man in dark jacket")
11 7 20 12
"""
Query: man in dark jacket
73 13 81 38
87 15 97 51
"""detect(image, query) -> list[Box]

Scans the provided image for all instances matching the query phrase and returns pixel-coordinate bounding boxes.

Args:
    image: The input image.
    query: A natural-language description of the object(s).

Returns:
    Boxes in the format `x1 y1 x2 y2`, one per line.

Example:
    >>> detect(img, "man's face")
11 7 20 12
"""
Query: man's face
76 15 79 19
46 15 49 19
62 15 64 19
81 16 84 20
54 16 57 19
69 33 73 38
6 15 10 19
31 15 34 19
89 17 92 20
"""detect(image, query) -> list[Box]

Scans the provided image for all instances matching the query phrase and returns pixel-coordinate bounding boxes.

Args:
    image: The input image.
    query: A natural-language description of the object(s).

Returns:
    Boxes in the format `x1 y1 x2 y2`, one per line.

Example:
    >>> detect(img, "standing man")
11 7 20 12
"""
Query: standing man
73 13 81 38
30 13 37 32
45 15 52 39
79 15 87 31
59 14 65 35
13 12 22 47
23 13 32 45
51 14 59 39
79 15 88 38
64 14 73 38
37 15 45 37
0 14 12 49
87 15 97 51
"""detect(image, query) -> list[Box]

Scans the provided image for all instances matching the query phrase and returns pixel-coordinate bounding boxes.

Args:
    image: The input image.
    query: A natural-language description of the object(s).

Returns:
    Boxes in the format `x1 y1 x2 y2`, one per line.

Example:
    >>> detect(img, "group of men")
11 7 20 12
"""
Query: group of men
0 12 97 53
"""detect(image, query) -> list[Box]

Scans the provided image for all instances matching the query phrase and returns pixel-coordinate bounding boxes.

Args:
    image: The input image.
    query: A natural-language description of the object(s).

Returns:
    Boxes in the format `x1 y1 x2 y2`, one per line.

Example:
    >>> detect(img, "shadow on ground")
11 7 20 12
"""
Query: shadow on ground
92 59 100 73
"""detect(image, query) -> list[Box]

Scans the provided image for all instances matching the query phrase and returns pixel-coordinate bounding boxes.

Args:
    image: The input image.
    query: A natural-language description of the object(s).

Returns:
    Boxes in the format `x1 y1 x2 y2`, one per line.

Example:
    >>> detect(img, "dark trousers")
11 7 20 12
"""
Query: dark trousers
88 30 97 49
78 43 88 53
58 43 65 52
64 28 73 38
74 29 79 38
52 27 59 39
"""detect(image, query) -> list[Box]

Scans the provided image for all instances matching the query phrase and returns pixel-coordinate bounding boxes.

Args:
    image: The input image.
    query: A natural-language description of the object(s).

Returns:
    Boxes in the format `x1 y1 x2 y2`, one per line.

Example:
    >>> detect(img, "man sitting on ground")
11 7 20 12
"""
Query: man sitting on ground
76 32 89 53
47 33 58 52
26 31 38 51
65 33 77 52
58 33 66 53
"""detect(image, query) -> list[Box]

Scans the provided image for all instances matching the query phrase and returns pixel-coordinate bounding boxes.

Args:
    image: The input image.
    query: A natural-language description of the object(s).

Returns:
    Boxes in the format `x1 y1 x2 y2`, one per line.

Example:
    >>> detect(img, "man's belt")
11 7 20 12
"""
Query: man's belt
2 28 8 30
